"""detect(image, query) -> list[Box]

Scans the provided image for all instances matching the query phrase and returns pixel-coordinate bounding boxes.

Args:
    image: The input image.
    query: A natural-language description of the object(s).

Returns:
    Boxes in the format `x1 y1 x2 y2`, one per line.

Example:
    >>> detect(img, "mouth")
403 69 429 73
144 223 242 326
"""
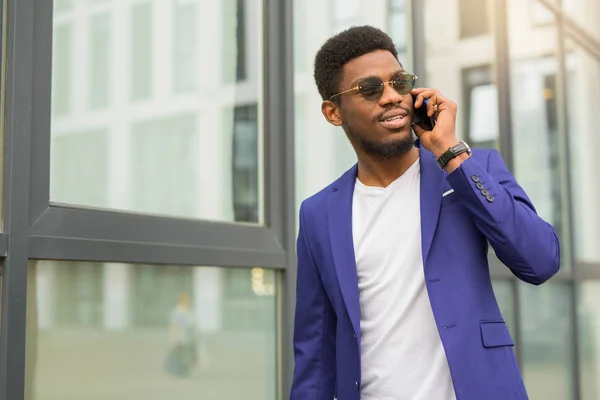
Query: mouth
378 111 409 130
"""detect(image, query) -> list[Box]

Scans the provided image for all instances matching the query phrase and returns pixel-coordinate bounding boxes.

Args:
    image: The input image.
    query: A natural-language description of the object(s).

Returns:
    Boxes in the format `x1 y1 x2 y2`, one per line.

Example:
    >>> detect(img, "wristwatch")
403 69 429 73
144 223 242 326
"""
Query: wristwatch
437 141 472 170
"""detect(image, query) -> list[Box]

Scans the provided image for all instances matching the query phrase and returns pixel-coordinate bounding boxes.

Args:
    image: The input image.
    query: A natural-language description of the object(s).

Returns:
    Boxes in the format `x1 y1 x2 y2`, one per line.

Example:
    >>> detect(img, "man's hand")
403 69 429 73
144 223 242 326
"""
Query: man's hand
411 88 469 172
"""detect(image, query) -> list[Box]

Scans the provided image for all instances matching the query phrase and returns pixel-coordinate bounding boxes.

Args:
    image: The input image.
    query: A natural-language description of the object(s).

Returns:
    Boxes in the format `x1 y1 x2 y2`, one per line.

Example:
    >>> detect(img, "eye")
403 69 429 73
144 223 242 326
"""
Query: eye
358 84 382 97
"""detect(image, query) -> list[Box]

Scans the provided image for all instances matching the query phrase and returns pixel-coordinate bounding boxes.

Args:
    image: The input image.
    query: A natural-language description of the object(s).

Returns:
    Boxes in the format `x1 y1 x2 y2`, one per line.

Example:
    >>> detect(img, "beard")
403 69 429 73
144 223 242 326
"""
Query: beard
345 125 416 160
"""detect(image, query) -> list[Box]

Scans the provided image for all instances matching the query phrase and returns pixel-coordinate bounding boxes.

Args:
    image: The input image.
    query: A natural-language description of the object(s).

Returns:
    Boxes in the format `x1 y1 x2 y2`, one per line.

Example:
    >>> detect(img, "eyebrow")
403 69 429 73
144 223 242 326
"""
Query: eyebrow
349 69 405 88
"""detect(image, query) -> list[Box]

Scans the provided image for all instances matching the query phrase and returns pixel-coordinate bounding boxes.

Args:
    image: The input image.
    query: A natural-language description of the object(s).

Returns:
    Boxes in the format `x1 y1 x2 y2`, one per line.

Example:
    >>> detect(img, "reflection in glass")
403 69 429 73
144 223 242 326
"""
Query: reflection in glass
491 280 516 337
424 0 496 145
565 39 600 264
578 281 600 400
520 283 573 400
26 261 277 400
564 0 600 43
458 0 490 38
388 0 410 68
462 66 499 150
508 0 564 252
50 0 262 223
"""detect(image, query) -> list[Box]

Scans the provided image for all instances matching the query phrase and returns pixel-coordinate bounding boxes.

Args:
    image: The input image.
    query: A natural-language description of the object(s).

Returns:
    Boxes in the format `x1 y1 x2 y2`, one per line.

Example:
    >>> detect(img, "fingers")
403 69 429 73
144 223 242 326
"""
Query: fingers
411 88 456 116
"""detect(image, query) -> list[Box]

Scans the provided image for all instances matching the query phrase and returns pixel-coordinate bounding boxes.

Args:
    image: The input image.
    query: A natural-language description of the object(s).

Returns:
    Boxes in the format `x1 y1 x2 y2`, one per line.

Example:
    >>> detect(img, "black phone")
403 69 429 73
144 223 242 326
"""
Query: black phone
412 95 436 131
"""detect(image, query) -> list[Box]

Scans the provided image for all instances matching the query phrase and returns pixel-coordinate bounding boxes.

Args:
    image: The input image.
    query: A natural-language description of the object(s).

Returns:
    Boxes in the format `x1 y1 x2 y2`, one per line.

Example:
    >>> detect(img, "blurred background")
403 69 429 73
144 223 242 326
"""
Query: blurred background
0 0 599 399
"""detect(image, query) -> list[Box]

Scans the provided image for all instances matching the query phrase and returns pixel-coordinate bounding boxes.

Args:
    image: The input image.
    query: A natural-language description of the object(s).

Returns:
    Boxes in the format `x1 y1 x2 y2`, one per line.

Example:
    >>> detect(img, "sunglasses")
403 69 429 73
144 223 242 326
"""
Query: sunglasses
329 73 418 102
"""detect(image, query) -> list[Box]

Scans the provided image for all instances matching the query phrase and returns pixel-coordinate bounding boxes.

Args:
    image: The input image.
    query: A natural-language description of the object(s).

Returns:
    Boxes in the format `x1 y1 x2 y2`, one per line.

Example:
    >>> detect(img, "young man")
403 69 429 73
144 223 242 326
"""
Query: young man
290 26 559 400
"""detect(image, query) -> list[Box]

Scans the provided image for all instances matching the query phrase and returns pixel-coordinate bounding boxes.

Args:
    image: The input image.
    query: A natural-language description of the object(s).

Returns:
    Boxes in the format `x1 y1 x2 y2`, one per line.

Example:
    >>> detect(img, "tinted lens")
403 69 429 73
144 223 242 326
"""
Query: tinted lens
358 82 384 101
392 74 416 95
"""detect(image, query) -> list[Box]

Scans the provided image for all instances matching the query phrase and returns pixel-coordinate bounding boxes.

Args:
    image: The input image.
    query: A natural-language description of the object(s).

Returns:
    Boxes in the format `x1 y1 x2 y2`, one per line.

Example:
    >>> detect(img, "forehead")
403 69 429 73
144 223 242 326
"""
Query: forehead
341 49 402 86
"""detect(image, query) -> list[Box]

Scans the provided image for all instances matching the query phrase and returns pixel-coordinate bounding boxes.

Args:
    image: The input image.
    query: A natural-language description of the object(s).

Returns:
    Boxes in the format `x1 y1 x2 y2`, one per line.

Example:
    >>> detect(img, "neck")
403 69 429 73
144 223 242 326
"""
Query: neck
356 146 419 188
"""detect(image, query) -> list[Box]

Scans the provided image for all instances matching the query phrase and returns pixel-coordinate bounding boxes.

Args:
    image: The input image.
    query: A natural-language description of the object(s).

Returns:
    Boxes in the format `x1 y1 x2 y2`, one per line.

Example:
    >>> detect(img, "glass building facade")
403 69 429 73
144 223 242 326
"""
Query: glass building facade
0 0 599 399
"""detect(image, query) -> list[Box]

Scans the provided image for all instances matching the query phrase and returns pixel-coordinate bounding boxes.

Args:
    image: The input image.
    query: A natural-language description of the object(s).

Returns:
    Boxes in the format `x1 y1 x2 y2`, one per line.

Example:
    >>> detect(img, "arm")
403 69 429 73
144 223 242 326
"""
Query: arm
446 149 561 285
290 205 337 400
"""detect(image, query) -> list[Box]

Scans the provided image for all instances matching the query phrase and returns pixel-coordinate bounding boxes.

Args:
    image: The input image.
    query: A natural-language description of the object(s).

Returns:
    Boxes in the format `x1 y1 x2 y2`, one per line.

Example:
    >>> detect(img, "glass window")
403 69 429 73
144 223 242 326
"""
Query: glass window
424 0 496 142
131 2 153 100
52 23 71 116
50 0 263 223
172 0 197 93
51 129 109 207
459 0 490 38
565 0 600 43
89 13 111 109
388 0 409 58
578 281 600 400
565 39 600 266
508 0 565 255
222 0 248 83
54 0 72 12
462 65 500 150
520 283 574 400
26 261 278 400
492 279 516 337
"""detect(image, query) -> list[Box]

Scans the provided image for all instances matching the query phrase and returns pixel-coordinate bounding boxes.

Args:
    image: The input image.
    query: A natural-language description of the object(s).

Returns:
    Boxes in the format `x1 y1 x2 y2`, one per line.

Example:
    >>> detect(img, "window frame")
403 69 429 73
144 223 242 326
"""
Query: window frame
0 0 295 398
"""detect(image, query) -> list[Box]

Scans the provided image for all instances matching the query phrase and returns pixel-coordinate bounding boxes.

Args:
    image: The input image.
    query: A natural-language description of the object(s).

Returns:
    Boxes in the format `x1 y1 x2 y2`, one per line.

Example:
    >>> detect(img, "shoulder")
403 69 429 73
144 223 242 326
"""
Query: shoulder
299 164 356 219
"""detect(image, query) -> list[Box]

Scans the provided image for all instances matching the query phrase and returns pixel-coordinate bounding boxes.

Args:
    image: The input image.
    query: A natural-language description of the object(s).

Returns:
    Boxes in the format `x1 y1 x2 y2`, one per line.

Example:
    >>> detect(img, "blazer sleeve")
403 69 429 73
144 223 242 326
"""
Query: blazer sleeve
446 149 561 285
289 204 337 400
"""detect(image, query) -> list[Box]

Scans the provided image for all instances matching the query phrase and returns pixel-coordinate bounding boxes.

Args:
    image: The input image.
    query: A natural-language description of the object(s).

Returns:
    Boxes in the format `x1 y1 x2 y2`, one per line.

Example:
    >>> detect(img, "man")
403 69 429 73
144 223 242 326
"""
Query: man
290 26 559 400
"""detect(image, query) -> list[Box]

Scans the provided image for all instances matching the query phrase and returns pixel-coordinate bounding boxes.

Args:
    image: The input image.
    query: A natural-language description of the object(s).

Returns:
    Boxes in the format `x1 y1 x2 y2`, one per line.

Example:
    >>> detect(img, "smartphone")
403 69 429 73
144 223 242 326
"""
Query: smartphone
412 95 436 131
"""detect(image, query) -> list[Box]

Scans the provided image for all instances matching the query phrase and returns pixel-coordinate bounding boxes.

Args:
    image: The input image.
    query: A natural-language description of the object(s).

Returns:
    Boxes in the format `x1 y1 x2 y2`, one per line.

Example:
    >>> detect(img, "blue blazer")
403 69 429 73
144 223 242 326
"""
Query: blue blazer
290 144 560 400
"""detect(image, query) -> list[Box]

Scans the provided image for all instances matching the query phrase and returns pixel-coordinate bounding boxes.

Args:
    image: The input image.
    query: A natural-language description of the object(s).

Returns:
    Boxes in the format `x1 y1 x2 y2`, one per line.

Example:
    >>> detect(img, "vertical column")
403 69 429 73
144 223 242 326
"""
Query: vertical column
35 262 54 330
192 267 222 333
102 263 131 331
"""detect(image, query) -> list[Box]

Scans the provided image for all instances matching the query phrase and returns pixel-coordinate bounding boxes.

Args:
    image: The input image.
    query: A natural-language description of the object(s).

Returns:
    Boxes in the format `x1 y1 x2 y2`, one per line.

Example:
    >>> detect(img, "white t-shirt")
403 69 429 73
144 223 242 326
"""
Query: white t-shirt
352 158 457 400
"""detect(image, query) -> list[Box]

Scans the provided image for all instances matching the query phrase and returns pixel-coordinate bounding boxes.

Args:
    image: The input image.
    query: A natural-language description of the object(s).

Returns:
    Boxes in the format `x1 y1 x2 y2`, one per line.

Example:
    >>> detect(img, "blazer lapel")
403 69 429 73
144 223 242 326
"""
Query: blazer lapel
328 165 361 338
419 145 446 267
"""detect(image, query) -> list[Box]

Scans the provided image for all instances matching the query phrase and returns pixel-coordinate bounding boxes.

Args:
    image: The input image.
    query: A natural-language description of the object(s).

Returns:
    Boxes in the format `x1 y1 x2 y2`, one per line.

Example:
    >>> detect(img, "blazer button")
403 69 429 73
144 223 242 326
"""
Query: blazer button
476 182 484 190
471 175 480 182
355 381 359 390
487 194 495 202
481 189 489 196
353 333 357 339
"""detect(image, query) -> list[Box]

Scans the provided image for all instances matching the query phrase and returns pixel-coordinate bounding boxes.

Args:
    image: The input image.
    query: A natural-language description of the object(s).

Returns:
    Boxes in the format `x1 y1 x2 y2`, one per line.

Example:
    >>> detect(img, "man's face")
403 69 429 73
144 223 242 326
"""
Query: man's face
322 50 415 160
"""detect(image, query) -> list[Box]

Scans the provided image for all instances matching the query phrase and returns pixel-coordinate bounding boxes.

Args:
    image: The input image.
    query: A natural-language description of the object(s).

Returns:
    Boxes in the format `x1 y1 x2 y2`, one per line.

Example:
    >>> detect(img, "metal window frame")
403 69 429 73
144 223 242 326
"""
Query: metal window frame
0 0 296 399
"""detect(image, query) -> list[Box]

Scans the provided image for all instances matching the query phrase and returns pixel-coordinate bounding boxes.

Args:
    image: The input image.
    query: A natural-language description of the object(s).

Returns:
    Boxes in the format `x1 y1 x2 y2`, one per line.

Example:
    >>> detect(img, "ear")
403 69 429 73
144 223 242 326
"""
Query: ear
321 100 344 127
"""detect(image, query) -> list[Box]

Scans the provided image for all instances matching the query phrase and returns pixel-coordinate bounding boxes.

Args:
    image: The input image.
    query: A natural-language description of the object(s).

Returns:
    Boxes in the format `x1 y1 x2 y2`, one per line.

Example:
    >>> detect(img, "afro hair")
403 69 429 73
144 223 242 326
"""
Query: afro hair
313 25 399 102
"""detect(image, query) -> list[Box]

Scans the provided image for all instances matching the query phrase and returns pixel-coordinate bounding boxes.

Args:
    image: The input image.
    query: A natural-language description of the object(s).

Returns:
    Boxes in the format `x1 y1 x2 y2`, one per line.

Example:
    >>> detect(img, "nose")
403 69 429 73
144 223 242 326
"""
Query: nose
378 81 403 107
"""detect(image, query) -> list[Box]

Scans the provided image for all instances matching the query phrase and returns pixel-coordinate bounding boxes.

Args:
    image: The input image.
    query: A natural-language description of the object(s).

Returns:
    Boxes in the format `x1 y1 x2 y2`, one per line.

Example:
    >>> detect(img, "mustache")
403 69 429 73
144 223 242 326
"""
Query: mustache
375 105 412 121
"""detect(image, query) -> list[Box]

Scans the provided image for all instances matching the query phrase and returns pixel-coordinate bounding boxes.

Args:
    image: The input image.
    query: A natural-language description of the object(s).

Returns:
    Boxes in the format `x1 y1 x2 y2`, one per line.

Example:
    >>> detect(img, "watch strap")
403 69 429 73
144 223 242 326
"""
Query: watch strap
437 141 471 170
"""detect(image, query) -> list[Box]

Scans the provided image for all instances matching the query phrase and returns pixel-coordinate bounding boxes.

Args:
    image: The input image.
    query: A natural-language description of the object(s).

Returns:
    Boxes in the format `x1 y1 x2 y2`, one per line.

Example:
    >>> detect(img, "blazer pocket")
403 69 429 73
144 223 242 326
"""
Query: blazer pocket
440 192 459 207
480 321 514 348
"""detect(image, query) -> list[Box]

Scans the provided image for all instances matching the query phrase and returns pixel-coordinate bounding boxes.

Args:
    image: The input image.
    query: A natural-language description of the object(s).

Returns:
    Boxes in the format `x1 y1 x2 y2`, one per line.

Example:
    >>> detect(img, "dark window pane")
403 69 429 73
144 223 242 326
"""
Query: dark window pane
222 0 247 83
231 105 259 223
